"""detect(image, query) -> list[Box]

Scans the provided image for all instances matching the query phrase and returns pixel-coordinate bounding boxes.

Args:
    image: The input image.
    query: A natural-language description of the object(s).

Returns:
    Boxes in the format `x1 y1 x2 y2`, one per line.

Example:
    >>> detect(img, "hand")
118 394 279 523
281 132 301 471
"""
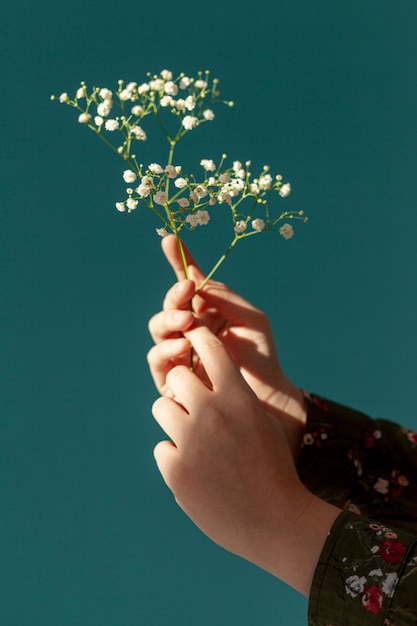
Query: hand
152 321 340 595
147 235 306 457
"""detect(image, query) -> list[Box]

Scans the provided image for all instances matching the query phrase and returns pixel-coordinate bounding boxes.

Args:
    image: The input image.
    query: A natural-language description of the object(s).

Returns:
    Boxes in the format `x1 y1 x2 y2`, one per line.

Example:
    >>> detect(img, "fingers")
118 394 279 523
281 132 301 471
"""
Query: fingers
152 395 188 444
162 279 195 313
161 235 206 285
147 337 191 392
148 307 194 344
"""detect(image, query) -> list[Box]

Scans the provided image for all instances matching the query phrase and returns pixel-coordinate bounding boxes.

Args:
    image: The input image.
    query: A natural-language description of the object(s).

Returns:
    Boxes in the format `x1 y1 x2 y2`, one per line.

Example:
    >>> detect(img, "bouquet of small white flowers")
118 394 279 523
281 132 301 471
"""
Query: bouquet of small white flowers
52 69 306 289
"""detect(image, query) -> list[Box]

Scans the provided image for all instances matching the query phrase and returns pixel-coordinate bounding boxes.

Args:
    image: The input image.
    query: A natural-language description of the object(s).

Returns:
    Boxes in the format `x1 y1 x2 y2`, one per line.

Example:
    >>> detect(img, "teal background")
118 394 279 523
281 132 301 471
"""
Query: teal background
2 1 417 624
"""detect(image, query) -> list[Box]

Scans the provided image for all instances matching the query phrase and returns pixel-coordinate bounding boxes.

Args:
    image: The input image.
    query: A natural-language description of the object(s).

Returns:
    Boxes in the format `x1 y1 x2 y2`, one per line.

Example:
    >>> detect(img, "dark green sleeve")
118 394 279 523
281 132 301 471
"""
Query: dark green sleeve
308 510 417 625
296 392 417 535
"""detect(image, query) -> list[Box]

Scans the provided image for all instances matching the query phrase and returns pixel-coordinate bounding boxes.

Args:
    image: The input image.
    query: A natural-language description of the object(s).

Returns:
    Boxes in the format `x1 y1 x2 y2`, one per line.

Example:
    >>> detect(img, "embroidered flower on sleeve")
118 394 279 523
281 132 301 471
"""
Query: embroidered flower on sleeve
378 540 407 564
362 586 383 614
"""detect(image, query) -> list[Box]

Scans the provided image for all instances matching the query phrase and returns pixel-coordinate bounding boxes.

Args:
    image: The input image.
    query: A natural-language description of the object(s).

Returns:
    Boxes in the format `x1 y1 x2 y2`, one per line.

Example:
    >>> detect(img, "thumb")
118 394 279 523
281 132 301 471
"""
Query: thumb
161 235 206 285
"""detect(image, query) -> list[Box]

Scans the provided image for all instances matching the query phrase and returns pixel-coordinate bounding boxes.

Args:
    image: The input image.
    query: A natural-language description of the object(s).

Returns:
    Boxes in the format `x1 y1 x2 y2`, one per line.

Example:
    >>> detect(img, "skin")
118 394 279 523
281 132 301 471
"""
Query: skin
148 236 340 596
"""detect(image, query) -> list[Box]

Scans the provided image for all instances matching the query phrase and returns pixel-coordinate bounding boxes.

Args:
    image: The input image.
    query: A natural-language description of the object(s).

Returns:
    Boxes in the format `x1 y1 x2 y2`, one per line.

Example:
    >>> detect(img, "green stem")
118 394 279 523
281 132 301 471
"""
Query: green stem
196 235 240 292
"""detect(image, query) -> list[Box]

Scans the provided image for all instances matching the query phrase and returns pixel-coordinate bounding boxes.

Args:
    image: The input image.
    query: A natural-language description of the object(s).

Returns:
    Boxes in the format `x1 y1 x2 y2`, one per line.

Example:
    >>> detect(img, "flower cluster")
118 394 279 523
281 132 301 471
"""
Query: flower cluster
52 70 307 285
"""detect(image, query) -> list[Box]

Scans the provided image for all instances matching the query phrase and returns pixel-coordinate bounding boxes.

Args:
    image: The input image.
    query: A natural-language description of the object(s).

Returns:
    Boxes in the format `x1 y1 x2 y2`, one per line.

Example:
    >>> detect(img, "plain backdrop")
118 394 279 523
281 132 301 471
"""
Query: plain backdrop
2 1 417 624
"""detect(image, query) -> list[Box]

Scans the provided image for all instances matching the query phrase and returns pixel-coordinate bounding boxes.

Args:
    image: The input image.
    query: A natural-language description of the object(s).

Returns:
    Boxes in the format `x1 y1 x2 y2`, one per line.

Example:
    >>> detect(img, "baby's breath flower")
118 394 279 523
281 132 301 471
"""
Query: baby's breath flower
76 86 86 99
99 88 112 100
59 92 69 103
141 175 154 186
249 182 260 195
156 227 169 237
164 81 178 96
177 197 190 208
153 191 168 205
138 82 150 94
105 119 119 131
279 183 291 197
195 185 208 199
160 95 174 107
160 69 173 81
279 223 294 239
115 202 126 212
219 174 231 184
200 159 216 172
148 163 163 174
123 170 137 183
196 209 210 225
131 126 147 140
94 115 104 126
164 165 178 178
131 105 144 117
182 115 198 130
174 177 188 189
119 88 133 101
137 184 151 198
217 190 232 205
203 109 215 121
126 197 138 211
97 101 112 117
174 99 186 111
234 220 247 233
207 176 216 186
251 218 265 231
149 78 164 91
179 76 191 89
184 96 196 111
195 79 208 89
78 112 91 124
259 173 273 190
208 196 216 206
186 214 199 228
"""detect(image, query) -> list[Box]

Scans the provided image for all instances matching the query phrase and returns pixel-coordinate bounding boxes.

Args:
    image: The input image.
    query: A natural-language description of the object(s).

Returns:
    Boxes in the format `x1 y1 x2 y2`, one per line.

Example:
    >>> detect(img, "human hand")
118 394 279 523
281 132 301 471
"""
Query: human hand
147 235 306 457
152 321 340 595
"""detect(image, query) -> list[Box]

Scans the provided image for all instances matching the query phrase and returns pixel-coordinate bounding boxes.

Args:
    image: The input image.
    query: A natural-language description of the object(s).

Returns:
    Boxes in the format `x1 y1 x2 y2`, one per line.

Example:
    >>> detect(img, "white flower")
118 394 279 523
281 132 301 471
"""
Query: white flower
208 196 216 205
184 95 196 111
234 220 247 233
105 119 119 131
251 218 265 231
99 88 112 100
186 214 199 228
219 174 231 184
164 81 178 96
177 197 190 208
76 86 86 99
123 170 137 183
156 227 169 237
195 79 208 89
164 165 178 178
369 569 383 577
279 223 294 239
259 173 273 190
137 184 151 198
115 202 126 212
200 159 216 172
194 185 208 199
153 191 168 205
382 572 398 598
131 126 147 140
203 109 215 120
207 177 216 186
196 209 210 225
249 182 260 195
174 177 188 189
279 183 291 197
97 101 112 117
59 92 69 103
126 197 138 211
189 191 199 203
233 160 242 172
179 76 190 89
374 477 389 494
160 69 173 81
148 163 163 175
217 190 232 205
182 115 198 130
160 95 173 107
78 112 91 124
131 105 144 116
149 78 165 91
94 115 104 126
119 88 134 101
345 575 367 598
173 98 186 111
138 82 150 94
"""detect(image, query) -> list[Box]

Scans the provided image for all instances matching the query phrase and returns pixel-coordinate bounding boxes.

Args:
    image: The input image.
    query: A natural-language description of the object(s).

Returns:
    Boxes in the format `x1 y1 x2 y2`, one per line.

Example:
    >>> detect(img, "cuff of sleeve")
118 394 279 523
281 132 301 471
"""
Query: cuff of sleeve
308 510 417 625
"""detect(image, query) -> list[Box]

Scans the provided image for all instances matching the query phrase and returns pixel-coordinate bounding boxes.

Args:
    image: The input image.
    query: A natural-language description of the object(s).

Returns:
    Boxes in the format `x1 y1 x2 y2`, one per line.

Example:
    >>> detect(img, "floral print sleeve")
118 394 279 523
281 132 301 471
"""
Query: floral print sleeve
295 393 417 624
308 510 417 625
